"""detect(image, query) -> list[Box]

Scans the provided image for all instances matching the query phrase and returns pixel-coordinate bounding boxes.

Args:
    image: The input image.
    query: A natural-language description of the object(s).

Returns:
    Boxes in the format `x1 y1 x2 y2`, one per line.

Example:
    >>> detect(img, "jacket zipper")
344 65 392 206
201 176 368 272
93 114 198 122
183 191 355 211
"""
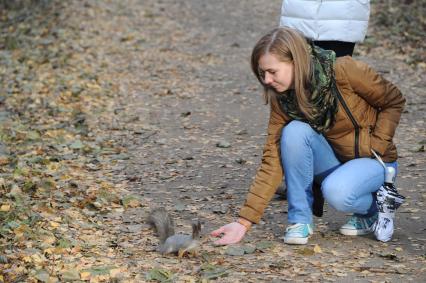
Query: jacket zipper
333 80 360 158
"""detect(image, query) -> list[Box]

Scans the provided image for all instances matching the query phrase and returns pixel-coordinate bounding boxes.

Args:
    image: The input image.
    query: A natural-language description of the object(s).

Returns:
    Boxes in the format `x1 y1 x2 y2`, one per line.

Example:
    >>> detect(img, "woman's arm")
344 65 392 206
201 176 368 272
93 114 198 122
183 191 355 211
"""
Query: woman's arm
211 96 287 245
239 95 289 224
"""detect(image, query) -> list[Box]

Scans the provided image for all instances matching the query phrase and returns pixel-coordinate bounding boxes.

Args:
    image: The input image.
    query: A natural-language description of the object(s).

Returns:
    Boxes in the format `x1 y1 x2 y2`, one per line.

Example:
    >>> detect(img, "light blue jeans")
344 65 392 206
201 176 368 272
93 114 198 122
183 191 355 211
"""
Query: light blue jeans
280 121 397 224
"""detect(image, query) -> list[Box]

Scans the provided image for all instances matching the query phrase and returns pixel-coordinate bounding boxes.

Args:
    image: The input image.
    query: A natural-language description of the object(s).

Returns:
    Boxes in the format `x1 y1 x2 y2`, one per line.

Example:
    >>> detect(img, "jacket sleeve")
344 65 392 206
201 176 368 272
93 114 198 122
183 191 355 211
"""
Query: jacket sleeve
340 57 405 156
239 96 288 224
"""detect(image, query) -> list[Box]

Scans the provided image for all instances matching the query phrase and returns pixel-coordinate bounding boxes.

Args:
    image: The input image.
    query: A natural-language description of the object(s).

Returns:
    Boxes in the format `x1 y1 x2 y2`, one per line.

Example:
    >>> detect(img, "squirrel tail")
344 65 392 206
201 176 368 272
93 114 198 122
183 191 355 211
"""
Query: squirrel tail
148 208 175 243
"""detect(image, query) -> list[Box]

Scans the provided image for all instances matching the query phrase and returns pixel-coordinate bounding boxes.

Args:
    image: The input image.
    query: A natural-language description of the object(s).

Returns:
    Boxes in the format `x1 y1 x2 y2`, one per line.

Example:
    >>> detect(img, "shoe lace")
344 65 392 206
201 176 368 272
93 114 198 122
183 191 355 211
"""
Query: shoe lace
347 216 362 227
286 223 306 233
348 215 377 228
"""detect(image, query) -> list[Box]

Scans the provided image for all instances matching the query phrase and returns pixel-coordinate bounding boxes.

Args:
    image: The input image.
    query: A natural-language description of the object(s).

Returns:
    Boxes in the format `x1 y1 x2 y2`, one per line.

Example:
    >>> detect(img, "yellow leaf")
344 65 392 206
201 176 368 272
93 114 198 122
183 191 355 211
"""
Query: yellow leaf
42 235 56 245
60 174 72 180
395 247 403 252
13 224 28 237
80 271 91 280
53 247 66 254
100 181 113 190
313 244 322 253
0 204 11 212
296 247 314 256
50 221 60 228
31 253 44 264
47 163 60 171
86 82 102 91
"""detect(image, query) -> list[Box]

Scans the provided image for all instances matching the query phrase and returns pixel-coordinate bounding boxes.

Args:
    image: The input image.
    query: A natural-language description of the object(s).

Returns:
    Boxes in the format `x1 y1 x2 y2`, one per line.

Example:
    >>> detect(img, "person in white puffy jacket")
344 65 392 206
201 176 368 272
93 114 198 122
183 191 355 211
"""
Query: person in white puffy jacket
279 0 370 57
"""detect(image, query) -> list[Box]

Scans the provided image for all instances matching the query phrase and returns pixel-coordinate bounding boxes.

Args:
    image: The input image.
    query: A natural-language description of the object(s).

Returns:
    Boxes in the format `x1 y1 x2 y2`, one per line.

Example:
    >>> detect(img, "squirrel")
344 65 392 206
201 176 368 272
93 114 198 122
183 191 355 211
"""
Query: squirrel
147 208 202 257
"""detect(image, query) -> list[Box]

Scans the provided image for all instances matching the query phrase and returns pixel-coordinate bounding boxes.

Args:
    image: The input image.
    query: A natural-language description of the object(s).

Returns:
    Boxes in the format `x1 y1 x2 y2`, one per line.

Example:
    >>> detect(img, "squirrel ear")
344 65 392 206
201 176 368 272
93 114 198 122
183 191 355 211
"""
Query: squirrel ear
191 219 202 232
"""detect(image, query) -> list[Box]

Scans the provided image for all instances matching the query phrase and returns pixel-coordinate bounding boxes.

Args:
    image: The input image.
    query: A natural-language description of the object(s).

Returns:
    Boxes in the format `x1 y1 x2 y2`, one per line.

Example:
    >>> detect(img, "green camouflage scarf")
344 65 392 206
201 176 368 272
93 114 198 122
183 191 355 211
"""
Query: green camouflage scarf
278 45 339 133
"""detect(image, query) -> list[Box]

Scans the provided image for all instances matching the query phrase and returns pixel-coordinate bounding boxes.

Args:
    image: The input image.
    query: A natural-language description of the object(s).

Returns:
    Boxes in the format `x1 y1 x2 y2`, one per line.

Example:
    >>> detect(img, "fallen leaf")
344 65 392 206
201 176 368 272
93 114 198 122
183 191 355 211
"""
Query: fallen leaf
0 204 11 212
145 268 174 282
34 269 50 282
61 269 80 281
121 195 141 208
199 264 229 280
80 271 91 280
296 247 315 256
313 244 322 253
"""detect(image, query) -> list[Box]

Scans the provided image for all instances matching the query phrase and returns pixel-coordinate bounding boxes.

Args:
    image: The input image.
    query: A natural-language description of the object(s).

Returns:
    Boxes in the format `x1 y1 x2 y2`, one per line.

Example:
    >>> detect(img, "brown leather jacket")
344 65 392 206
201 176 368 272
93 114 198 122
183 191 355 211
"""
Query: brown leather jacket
239 56 405 224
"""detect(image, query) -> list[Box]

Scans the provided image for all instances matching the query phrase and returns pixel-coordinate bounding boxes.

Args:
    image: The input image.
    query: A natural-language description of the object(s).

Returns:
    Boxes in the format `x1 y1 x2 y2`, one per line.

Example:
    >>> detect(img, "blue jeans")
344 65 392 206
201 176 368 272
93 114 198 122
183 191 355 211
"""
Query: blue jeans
280 121 397 224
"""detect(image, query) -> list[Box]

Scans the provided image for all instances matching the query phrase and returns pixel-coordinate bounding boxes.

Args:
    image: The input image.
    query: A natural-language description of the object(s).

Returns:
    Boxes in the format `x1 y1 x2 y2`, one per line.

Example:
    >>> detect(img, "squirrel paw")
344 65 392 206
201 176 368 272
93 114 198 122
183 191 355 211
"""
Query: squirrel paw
178 248 198 258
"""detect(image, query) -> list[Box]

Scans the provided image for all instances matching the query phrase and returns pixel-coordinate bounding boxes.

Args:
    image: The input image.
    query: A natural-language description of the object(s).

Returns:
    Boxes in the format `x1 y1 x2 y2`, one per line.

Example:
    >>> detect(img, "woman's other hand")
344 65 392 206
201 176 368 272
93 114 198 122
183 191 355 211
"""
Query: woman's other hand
211 219 251 245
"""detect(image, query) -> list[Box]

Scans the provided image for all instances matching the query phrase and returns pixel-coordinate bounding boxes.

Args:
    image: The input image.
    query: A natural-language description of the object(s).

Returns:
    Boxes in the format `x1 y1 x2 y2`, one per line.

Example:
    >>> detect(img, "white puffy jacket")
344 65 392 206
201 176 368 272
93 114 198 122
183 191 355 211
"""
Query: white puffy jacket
279 0 370 43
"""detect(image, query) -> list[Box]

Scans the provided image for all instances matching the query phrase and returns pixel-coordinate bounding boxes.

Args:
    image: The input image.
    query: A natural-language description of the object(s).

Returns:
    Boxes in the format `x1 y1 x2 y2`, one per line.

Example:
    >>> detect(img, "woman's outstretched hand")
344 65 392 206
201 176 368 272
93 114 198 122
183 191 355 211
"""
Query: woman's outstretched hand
211 222 248 245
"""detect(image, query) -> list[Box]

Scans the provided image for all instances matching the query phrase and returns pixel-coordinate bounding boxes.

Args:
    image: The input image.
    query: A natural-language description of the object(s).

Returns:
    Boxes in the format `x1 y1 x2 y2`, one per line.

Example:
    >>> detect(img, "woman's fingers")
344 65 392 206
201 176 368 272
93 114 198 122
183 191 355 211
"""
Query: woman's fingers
211 222 245 245
210 226 225 237
216 233 242 245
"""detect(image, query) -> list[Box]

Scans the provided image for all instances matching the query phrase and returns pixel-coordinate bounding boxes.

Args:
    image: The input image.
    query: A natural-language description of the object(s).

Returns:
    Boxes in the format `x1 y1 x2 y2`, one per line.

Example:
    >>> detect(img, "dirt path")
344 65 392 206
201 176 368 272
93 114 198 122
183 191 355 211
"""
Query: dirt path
70 1 426 282
1 0 425 282
100 0 426 281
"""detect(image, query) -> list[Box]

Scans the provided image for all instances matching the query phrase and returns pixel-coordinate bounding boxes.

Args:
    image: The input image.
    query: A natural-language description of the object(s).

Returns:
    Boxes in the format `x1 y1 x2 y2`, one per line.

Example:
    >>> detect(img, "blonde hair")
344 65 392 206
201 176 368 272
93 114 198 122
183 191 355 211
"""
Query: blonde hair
251 27 313 120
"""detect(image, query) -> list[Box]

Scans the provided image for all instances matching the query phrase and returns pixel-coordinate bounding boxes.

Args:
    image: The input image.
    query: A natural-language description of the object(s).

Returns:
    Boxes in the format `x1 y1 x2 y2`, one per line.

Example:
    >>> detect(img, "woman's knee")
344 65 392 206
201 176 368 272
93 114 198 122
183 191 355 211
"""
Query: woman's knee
281 121 316 149
322 178 357 212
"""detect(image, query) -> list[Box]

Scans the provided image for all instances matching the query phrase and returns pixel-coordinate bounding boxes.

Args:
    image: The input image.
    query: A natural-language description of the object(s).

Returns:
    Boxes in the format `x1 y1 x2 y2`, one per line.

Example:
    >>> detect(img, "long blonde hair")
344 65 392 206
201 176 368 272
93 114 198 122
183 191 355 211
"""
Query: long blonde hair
251 27 313 120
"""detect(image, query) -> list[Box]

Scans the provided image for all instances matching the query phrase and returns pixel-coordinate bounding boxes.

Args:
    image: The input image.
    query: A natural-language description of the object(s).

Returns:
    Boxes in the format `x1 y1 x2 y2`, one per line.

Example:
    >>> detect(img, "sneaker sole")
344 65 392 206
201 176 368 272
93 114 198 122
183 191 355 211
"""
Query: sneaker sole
339 228 372 236
284 237 309 245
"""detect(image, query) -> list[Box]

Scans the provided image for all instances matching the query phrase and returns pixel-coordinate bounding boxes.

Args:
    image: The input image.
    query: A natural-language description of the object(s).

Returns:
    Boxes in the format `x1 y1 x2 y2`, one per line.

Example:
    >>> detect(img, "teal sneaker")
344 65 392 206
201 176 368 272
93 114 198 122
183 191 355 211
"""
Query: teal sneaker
284 223 314 245
339 214 378 236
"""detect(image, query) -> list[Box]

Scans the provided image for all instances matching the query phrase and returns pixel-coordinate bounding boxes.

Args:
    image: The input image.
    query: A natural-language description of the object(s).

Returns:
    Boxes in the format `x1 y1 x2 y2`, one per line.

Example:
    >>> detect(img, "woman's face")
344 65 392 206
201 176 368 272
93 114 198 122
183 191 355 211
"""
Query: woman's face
258 53 294 93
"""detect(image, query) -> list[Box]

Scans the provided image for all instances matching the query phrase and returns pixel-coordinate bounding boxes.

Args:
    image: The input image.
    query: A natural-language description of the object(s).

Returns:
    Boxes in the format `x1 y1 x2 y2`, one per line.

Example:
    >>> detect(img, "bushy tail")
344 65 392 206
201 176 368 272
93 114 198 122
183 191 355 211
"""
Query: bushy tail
148 208 175 243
